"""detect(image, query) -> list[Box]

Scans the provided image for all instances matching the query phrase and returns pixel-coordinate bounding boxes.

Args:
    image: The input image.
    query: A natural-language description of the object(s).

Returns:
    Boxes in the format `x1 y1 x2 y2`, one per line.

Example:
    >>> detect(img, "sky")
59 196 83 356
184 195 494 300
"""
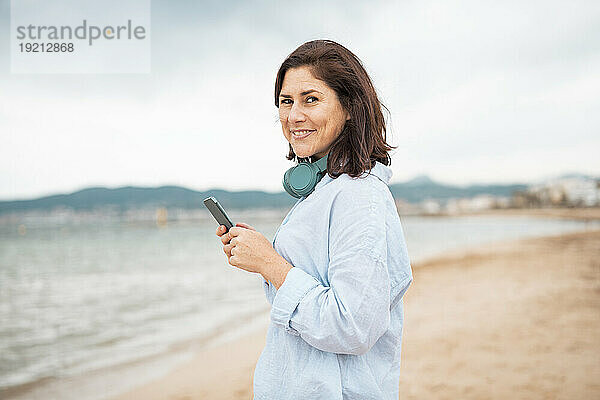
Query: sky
0 0 599 201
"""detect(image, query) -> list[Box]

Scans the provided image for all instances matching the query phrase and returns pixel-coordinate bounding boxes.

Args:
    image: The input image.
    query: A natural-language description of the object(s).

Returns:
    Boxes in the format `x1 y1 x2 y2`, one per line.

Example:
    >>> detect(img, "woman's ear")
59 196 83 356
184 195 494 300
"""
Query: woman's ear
345 111 351 121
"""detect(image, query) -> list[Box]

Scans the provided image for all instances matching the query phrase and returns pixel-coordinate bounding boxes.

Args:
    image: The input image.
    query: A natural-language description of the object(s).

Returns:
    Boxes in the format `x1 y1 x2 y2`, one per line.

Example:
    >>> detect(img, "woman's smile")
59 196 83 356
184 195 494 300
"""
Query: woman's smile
291 129 316 140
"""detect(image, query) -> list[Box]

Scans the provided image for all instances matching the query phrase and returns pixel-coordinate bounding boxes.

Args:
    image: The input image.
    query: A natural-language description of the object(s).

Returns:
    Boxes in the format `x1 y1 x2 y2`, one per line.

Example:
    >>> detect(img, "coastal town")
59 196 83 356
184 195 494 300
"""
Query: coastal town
400 175 600 216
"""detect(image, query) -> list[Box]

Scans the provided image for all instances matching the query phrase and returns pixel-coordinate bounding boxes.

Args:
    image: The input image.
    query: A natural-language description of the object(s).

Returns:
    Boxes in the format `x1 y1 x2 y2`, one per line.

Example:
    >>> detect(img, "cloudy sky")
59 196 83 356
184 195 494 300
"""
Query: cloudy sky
0 0 599 201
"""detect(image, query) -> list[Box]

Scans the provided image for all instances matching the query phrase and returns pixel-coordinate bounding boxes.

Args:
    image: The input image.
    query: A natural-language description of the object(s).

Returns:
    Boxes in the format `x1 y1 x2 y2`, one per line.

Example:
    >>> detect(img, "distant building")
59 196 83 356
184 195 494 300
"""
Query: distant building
523 177 599 207
421 199 442 214
445 195 499 214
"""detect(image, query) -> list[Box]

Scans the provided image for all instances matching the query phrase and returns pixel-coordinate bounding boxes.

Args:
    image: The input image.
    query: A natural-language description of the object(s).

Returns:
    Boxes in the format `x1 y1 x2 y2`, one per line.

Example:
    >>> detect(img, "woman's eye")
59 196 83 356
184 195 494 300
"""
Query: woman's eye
306 96 318 103
281 99 292 105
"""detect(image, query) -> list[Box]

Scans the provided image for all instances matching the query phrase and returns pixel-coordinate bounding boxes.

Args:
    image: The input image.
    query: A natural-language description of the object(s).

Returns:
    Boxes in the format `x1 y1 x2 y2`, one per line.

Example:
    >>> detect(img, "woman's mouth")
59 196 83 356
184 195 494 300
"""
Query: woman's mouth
291 129 316 139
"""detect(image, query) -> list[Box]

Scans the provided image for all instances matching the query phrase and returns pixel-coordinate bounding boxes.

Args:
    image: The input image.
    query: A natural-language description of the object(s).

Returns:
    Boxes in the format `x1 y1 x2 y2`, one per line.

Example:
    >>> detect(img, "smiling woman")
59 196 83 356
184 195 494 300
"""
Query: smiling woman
216 39 413 400
278 67 350 160
274 40 395 176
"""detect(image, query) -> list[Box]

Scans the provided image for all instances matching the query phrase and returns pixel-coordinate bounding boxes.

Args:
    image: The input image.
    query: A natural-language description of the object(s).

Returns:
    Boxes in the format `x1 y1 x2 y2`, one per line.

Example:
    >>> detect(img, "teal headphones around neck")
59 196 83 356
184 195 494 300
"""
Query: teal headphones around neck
282 154 329 198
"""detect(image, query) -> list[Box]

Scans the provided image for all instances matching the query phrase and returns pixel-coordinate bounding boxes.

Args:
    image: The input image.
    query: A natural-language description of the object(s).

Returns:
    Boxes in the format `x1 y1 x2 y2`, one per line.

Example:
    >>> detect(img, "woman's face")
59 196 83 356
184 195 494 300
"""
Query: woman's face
278 66 349 160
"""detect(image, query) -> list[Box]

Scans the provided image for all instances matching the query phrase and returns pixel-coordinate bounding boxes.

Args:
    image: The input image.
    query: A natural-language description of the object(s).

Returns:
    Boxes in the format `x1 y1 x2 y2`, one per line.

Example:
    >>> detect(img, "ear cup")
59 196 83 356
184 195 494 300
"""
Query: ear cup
283 163 319 198
282 168 301 198
282 154 329 198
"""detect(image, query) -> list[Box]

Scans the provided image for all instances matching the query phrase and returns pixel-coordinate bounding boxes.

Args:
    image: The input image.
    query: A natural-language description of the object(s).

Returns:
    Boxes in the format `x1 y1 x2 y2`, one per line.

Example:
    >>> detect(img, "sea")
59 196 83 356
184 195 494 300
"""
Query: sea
1 210 598 399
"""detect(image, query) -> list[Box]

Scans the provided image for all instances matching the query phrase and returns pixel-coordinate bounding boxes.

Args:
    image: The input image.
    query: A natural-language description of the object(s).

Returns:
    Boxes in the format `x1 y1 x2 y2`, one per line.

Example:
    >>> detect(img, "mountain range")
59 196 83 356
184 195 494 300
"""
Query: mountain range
0 175 530 215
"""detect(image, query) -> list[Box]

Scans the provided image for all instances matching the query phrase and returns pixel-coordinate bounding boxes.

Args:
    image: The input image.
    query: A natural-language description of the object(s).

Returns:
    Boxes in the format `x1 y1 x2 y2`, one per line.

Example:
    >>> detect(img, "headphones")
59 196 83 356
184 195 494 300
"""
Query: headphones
283 153 329 198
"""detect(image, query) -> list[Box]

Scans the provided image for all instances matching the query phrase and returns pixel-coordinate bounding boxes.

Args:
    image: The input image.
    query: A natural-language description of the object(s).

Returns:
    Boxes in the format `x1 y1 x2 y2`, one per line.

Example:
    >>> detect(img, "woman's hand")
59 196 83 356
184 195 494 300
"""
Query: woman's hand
215 223 293 288
216 222 256 243
216 223 273 274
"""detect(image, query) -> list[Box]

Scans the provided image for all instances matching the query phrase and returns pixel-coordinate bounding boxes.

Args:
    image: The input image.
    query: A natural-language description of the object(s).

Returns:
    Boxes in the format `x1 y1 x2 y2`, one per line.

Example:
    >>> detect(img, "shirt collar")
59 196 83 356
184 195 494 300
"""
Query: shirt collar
363 161 393 184
313 161 393 193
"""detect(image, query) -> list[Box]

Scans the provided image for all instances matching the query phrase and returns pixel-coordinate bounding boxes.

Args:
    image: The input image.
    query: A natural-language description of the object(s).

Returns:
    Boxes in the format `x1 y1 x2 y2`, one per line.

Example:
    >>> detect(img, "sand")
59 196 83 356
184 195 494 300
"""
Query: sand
398 229 600 399
111 229 600 400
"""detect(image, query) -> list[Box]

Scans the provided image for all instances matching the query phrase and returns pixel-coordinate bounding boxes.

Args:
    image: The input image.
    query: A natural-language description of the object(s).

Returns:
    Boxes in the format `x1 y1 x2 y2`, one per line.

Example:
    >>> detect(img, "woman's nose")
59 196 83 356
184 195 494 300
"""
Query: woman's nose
288 103 306 123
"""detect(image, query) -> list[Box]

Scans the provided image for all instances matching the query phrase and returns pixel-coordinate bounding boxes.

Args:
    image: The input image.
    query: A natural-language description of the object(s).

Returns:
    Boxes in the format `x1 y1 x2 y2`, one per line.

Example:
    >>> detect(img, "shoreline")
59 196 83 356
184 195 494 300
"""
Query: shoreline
4 225 599 399
109 228 600 399
2 309 270 400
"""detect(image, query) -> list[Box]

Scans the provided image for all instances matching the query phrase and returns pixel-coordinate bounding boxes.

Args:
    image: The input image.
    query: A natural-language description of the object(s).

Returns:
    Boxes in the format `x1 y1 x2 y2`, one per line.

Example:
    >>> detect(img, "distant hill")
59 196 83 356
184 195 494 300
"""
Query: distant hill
0 186 296 214
388 177 527 204
0 176 529 215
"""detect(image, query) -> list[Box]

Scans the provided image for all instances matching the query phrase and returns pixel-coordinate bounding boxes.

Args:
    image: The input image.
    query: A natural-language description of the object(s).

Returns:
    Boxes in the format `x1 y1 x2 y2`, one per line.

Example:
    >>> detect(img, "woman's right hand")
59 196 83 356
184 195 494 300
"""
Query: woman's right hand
216 223 257 257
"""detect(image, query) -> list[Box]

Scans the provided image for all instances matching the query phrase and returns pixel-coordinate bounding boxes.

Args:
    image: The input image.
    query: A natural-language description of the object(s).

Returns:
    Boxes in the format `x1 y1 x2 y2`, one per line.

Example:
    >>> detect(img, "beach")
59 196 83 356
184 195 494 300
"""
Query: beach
109 228 600 400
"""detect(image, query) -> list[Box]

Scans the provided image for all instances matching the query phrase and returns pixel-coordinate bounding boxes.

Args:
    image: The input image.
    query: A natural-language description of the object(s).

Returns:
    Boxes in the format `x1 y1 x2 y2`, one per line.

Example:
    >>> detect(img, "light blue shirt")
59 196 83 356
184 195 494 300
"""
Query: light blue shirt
253 161 413 400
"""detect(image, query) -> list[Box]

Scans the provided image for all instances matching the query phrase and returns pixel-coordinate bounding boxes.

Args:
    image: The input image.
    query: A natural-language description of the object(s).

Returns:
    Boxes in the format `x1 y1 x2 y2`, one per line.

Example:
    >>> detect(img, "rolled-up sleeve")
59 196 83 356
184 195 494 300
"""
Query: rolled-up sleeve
270 182 391 355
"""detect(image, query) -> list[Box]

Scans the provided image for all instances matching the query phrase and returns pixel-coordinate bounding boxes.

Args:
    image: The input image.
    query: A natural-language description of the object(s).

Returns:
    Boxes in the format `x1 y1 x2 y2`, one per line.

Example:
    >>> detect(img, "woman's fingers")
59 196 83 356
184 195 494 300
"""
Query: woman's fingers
223 238 239 256
216 225 226 236
217 224 251 260
236 222 256 231
216 225 233 245
217 225 231 244
220 232 231 245
223 243 234 257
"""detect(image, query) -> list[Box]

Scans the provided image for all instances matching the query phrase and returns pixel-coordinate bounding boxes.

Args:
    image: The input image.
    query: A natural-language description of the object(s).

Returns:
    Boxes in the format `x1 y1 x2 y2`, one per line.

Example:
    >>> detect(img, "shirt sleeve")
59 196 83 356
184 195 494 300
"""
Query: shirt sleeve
270 181 391 355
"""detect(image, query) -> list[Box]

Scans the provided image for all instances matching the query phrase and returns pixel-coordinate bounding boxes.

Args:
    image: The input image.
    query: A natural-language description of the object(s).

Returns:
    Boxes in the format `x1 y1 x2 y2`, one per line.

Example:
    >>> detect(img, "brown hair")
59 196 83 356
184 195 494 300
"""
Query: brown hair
275 39 395 178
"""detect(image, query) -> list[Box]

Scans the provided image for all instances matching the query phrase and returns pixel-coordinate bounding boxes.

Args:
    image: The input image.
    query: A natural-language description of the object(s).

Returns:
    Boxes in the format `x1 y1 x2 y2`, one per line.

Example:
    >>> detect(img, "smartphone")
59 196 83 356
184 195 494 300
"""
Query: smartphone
203 196 234 232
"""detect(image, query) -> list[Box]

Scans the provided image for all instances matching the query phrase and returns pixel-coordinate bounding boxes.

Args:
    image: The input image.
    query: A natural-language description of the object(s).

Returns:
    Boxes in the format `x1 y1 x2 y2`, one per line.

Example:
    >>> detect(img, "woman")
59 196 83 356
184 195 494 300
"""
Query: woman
216 40 413 399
